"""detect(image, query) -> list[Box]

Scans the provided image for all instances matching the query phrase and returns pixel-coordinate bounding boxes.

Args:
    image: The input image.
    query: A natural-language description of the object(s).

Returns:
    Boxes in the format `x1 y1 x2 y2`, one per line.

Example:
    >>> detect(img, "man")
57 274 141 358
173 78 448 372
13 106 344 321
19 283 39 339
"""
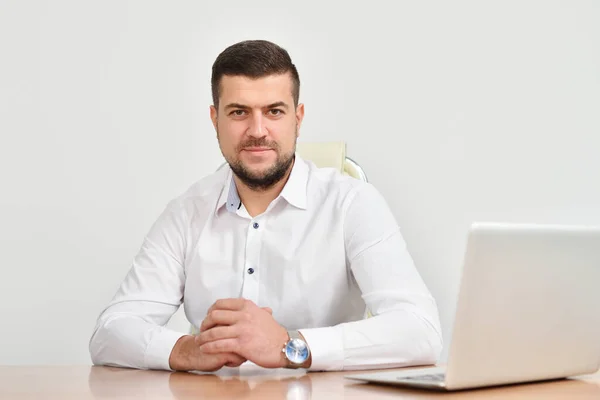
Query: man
89 40 442 372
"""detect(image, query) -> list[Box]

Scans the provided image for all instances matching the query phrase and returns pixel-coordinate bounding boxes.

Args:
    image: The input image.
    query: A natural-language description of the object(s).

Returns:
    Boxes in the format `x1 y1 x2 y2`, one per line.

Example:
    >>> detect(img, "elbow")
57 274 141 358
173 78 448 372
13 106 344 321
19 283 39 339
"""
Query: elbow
394 328 442 368
413 315 444 366
88 328 105 366
87 316 149 370
89 348 102 367
88 320 122 367
88 328 125 368
420 329 443 366
391 311 443 367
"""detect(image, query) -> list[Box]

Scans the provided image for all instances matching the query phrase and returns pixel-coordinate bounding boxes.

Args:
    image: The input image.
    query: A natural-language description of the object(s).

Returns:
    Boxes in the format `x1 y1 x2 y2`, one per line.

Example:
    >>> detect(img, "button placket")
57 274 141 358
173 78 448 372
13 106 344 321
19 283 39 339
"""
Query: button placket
241 219 262 303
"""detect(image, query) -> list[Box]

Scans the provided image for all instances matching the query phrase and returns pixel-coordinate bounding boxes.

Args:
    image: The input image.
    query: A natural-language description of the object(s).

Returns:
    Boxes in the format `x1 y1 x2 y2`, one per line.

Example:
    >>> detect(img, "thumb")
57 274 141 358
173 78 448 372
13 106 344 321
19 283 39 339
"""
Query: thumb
262 307 273 315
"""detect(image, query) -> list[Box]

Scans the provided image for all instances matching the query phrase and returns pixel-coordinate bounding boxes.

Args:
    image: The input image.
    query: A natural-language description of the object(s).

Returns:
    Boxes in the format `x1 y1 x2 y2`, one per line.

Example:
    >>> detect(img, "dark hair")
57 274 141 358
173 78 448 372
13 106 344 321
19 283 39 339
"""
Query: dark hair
211 40 300 109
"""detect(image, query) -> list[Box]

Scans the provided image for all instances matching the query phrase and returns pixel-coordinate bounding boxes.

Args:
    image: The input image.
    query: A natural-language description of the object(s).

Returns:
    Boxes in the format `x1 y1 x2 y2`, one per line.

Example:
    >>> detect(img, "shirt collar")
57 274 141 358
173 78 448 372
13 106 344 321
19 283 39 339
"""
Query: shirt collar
279 155 308 210
215 155 309 216
215 169 240 216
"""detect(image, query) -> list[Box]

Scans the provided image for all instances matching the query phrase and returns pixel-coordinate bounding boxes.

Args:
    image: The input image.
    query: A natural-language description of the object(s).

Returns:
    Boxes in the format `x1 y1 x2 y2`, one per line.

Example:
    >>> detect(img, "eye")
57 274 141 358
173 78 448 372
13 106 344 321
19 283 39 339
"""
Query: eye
268 109 284 116
230 109 247 117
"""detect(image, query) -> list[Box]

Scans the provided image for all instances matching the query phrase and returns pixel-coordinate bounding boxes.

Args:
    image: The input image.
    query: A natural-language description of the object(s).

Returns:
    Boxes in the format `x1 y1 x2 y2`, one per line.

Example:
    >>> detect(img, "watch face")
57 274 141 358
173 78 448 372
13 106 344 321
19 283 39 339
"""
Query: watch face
285 338 309 364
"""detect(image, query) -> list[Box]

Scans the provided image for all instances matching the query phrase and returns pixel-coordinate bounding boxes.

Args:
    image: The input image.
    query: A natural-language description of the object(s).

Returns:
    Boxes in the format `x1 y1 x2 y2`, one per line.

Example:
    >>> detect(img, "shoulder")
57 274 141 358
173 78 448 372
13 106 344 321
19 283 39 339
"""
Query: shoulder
303 158 378 206
164 166 229 217
304 158 366 192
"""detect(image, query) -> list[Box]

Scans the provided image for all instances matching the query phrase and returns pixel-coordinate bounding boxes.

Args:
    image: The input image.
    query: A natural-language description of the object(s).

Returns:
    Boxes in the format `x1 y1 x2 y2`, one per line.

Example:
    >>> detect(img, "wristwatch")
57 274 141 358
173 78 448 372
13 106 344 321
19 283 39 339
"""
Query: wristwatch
282 330 311 369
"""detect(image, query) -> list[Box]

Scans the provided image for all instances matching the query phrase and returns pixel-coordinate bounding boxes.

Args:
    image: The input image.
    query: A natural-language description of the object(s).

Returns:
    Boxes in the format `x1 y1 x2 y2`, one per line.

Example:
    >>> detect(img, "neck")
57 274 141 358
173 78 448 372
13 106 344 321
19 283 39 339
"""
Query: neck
234 159 295 217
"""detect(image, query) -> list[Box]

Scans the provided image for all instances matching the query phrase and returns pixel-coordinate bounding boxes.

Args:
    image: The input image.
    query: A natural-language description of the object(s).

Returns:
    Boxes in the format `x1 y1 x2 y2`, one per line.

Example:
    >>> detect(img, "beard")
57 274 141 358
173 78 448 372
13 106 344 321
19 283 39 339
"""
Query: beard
219 130 297 192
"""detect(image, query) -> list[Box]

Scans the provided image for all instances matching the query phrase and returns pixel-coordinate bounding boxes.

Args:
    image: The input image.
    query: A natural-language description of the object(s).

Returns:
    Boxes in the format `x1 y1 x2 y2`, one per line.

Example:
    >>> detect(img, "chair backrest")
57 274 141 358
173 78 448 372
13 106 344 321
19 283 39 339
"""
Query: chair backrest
295 141 368 182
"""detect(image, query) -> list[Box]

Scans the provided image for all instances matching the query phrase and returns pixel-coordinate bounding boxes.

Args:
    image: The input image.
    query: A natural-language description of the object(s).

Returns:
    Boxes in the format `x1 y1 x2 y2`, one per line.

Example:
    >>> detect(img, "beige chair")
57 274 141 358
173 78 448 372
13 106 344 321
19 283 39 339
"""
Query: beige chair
189 142 368 334
295 141 368 182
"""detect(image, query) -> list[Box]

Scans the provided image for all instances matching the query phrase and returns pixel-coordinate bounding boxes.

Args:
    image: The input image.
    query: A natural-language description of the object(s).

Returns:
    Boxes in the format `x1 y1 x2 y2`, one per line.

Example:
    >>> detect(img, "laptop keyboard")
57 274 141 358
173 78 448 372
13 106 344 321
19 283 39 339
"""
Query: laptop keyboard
400 373 446 382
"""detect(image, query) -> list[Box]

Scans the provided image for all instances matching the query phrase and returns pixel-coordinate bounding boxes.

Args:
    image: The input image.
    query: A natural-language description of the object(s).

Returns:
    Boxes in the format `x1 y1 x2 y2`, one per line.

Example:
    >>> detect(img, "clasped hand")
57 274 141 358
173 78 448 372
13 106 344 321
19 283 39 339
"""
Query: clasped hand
169 298 289 371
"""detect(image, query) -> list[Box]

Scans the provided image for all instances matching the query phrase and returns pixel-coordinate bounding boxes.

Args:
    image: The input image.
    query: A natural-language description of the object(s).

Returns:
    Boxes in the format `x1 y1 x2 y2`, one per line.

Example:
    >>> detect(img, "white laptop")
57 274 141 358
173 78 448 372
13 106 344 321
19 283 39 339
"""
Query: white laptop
346 222 600 391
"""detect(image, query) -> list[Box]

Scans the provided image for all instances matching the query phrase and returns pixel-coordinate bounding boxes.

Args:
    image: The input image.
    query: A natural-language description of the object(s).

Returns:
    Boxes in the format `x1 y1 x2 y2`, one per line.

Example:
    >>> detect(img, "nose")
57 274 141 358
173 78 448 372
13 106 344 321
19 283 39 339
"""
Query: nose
247 111 266 138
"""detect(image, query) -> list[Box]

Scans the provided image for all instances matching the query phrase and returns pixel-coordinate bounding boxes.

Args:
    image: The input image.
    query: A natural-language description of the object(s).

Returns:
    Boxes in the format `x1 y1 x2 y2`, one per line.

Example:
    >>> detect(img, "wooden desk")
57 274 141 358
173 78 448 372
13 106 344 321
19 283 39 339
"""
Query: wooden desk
1 365 599 399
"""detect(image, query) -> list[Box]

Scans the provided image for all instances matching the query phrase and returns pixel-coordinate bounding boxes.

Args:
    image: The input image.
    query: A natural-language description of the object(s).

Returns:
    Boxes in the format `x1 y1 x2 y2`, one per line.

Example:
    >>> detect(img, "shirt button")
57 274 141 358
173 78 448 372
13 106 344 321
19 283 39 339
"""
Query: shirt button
247 267 255 274
252 222 259 229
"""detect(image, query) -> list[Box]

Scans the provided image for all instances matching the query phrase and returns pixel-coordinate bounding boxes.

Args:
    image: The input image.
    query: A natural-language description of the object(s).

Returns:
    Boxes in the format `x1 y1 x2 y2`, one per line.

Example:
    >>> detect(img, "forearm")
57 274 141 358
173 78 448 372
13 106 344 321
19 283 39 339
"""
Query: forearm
89 198 191 370
299 310 443 371
89 313 185 370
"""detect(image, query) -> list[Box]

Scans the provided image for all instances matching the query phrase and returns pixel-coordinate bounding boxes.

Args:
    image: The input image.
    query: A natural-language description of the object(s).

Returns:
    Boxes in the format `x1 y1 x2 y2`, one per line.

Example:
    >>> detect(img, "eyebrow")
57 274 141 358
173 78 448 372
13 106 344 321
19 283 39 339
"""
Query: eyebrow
265 101 289 110
224 101 290 111
224 103 249 110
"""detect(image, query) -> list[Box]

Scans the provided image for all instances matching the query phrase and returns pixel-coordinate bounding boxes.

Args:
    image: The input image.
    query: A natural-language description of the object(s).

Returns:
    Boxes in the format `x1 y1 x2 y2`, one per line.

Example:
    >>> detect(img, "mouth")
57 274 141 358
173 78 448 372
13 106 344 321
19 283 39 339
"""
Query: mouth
242 147 273 153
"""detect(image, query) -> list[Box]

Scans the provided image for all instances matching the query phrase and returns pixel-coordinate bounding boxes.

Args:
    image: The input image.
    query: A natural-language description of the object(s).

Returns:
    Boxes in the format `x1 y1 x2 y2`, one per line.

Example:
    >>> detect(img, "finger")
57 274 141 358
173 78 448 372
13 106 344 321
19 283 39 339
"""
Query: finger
262 307 273 314
207 298 247 314
197 325 238 345
224 353 246 367
225 360 245 367
200 339 240 355
225 362 243 367
200 310 241 332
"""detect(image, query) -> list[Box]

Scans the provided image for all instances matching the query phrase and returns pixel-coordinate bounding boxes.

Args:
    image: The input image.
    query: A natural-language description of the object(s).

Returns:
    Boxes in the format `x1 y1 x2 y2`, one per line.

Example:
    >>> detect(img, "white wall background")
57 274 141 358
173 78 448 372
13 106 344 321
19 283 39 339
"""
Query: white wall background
1 0 599 365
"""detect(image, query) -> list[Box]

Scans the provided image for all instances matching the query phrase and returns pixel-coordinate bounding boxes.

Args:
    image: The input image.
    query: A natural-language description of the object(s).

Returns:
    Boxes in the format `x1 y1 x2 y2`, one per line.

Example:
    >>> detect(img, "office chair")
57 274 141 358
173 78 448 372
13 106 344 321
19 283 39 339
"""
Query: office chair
295 141 368 182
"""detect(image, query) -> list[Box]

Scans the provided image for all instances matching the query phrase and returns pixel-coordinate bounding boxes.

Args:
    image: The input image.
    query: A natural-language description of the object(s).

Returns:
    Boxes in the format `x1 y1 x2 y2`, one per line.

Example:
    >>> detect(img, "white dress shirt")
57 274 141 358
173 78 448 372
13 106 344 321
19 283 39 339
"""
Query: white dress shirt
89 155 443 371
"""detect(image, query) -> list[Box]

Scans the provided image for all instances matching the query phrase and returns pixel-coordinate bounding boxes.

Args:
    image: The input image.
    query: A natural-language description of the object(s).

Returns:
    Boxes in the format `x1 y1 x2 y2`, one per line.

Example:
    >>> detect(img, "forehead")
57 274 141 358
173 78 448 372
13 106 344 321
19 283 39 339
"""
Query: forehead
219 73 294 107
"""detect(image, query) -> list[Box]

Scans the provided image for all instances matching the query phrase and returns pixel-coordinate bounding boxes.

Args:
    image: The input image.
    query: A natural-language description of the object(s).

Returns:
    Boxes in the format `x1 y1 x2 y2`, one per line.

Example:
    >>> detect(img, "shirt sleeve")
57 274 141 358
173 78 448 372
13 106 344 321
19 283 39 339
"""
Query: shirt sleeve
88 199 189 370
299 183 443 371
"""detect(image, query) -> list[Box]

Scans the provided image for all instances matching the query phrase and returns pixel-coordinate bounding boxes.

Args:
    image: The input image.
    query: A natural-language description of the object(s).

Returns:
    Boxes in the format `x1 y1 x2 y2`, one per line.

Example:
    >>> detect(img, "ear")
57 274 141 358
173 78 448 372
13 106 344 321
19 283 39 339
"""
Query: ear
210 105 218 133
295 103 305 137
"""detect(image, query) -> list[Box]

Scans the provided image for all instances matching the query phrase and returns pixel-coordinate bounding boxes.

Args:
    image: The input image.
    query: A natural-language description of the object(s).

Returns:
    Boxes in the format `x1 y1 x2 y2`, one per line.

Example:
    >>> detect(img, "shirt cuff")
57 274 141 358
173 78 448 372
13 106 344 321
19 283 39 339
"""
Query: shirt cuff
144 327 187 371
298 326 345 371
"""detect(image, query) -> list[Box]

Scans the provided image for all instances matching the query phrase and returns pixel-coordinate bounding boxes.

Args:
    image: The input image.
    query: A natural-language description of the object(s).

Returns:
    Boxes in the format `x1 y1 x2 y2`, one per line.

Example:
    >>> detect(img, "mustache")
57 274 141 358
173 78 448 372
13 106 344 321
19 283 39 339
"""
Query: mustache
237 138 278 151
